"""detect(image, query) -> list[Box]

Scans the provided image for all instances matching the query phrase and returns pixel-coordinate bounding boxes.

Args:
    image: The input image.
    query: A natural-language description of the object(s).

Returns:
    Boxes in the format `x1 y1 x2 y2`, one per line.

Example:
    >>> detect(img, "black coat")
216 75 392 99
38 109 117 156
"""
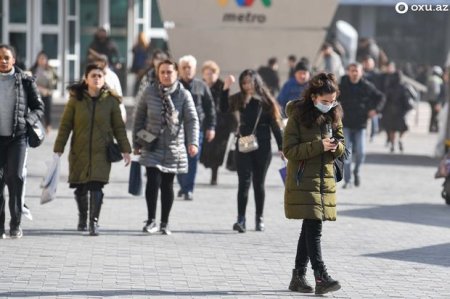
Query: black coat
338 75 385 129
381 81 412 132
11 67 45 137
180 78 216 131
200 79 238 168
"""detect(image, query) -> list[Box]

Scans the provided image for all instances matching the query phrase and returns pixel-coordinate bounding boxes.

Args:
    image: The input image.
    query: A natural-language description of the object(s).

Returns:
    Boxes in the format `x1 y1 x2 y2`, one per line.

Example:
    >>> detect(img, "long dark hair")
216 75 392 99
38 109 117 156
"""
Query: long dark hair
30 51 50 73
295 72 342 129
232 69 282 126
67 63 106 101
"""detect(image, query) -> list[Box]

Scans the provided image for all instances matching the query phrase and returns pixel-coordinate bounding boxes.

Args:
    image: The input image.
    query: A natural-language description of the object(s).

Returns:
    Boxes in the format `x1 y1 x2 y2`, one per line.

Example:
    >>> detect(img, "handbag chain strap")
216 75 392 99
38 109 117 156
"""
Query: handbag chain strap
239 103 262 137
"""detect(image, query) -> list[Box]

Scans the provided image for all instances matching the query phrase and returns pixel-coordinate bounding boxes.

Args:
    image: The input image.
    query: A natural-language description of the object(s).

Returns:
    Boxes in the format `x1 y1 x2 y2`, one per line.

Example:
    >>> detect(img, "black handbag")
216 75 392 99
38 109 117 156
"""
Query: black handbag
27 119 45 148
334 157 344 182
128 160 142 196
107 142 123 163
226 149 237 171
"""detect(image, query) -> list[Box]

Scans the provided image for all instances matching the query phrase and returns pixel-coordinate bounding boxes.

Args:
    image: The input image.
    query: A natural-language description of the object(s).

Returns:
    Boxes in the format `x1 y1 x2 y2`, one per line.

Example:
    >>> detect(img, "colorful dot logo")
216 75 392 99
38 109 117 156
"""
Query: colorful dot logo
218 0 271 7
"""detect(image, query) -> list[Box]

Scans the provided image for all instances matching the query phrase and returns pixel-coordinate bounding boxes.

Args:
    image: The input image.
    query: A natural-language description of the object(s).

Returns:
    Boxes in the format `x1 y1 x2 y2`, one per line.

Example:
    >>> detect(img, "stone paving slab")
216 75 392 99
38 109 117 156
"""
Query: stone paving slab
0 103 449 298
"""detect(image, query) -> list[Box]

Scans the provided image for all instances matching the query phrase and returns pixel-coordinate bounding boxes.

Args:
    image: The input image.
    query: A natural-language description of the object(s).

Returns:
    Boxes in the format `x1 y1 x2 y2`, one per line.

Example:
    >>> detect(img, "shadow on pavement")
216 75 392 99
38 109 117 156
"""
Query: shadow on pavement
0 289 294 297
365 153 438 167
364 243 450 267
340 203 450 228
23 229 237 237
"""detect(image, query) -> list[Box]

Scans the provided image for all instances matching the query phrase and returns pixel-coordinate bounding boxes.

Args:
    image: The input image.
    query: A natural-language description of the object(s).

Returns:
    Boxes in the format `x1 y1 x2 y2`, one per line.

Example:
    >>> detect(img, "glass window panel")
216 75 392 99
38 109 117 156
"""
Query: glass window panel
69 0 76 15
42 34 58 59
9 32 26 68
151 0 163 28
79 0 98 27
79 0 99 70
9 0 27 23
138 24 144 33
110 1 127 28
69 60 75 82
42 0 58 24
69 21 76 54
138 0 143 18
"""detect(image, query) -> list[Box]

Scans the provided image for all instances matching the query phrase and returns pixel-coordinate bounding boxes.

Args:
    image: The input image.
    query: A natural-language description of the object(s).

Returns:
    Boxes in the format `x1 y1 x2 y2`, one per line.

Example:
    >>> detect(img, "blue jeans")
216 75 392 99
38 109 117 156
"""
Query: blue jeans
370 115 379 139
177 131 203 194
343 128 366 184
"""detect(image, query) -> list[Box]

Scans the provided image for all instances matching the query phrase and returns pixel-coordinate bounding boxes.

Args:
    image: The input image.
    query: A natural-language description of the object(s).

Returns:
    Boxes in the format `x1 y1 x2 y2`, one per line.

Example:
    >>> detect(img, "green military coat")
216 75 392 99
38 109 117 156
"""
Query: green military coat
282 102 345 221
54 90 131 184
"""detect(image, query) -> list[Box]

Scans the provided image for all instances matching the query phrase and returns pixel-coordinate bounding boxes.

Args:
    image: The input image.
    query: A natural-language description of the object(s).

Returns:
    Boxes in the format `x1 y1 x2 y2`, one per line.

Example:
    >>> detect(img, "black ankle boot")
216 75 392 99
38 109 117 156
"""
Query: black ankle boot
255 216 265 231
314 267 341 295
89 191 103 236
75 191 88 231
288 268 314 293
233 216 246 233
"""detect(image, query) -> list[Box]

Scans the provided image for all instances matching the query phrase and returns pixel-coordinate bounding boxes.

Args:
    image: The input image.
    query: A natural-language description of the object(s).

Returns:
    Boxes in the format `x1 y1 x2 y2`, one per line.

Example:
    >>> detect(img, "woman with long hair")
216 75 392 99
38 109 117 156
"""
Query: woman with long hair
54 63 131 236
222 69 283 233
30 51 58 132
283 73 344 294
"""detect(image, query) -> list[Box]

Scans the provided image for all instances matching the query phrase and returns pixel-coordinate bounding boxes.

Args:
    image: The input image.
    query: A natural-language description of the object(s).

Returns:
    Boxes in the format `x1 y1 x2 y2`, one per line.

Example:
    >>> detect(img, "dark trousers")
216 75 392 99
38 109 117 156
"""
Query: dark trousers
145 167 175 223
429 102 439 132
236 140 272 218
295 219 324 271
0 135 27 231
42 95 52 128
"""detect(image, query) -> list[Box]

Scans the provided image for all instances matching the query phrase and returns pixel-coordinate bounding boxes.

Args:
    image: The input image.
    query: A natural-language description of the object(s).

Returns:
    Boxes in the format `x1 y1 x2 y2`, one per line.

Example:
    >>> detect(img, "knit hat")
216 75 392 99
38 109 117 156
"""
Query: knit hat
432 65 443 76
295 61 309 72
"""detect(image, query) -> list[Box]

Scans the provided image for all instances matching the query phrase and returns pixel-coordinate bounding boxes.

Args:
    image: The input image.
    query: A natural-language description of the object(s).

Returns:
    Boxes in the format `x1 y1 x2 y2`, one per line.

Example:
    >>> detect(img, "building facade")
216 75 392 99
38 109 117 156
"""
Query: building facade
0 0 167 96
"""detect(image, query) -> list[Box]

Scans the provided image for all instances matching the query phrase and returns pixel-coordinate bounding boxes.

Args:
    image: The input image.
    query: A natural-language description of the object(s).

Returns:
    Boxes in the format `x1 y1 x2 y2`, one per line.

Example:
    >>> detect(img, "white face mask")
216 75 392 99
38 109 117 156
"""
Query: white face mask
314 101 337 114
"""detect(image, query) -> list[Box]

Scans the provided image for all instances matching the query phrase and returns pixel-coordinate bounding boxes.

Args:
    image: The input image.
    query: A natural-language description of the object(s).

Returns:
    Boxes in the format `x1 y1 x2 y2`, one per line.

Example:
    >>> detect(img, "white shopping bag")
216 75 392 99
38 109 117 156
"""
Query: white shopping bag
40 154 61 204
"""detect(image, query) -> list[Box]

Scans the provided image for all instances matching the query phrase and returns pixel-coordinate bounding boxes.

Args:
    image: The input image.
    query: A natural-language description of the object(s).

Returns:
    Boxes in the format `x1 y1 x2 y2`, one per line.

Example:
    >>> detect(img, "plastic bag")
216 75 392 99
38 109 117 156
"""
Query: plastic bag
40 154 60 204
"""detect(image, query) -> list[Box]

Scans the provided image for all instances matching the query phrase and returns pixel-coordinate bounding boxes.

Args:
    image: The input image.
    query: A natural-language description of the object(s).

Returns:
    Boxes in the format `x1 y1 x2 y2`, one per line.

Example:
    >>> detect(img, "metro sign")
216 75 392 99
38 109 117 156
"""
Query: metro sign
218 0 271 7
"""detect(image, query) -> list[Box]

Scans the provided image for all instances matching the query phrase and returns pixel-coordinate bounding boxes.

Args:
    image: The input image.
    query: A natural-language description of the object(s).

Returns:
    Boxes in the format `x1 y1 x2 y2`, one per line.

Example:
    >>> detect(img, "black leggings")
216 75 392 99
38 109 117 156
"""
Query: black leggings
236 140 272 218
295 219 324 271
145 167 175 223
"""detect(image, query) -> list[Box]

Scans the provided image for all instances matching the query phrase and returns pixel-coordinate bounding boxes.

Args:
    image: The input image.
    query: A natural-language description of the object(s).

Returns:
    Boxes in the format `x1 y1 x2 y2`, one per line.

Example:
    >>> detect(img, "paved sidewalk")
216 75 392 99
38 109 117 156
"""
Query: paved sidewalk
1 103 450 298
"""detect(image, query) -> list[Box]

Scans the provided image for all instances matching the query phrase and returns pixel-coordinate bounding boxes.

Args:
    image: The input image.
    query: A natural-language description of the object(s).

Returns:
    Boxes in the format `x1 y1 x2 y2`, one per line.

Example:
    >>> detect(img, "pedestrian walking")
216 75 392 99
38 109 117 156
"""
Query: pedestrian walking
313 42 345 80
199 60 238 185
381 71 414 153
339 62 385 188
133 59 199 235
0 44 44 239
176 55 216 201
136 49 169 98
277 61 310 117
87 27 121 72
30 51 58 133
131 32 152 95
222 69 283 233
426 66 445 133
283 72 344 295
257 57 280 96
54 63 131 236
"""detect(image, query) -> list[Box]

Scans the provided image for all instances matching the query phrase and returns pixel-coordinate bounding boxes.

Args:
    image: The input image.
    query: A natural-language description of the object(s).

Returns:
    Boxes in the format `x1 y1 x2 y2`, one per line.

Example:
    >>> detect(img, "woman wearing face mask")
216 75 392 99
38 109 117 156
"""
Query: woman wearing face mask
222 69 283 233
54 63 131 236
283 73 345 295
133 59 199 235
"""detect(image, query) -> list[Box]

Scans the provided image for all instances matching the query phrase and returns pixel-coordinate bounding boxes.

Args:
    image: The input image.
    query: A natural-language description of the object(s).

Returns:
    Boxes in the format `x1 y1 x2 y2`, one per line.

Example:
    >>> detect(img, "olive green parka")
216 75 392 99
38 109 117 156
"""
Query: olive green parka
54 89 131 184
282 101 345 221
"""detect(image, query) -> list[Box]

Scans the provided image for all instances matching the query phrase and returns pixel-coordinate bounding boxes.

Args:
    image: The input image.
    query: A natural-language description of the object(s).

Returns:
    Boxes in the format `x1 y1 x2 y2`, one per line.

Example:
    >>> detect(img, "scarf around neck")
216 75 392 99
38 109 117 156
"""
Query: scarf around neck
159 82 179 135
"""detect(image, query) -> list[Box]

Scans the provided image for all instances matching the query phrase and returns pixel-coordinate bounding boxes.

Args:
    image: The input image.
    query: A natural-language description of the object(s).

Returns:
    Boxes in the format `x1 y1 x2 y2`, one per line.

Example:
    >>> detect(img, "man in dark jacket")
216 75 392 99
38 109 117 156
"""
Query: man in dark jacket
277 61 310 117
339 62 385 188
258 57 280 96
0 44 44 239
177 55 216 200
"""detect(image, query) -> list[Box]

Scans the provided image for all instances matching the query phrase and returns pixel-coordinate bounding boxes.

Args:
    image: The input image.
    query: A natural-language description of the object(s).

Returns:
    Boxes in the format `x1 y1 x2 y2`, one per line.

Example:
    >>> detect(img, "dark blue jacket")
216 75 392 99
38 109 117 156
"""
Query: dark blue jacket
277 78 308 117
